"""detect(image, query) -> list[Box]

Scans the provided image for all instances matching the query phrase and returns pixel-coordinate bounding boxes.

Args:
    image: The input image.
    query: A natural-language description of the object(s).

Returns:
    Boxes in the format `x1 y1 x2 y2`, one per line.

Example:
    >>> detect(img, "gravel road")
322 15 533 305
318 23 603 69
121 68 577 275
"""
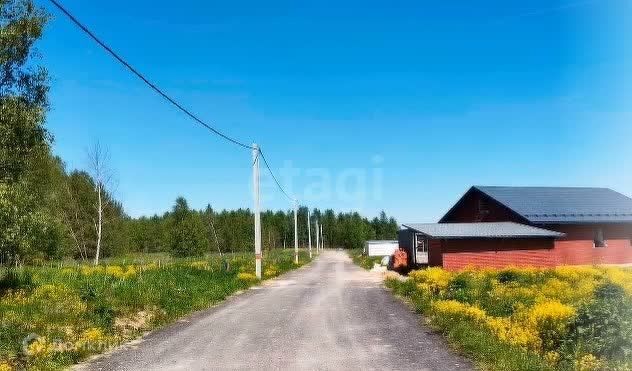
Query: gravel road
78 251 472 371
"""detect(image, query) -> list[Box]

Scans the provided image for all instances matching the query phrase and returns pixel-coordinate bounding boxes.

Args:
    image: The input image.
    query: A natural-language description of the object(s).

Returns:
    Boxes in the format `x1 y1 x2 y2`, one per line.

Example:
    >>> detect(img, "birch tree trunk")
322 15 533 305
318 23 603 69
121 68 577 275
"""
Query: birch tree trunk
94 181 103 265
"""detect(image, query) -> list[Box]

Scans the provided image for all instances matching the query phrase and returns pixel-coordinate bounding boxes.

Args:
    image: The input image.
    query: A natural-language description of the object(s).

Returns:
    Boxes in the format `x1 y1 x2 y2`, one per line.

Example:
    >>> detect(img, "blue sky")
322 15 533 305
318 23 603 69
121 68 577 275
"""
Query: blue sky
39 0 631 223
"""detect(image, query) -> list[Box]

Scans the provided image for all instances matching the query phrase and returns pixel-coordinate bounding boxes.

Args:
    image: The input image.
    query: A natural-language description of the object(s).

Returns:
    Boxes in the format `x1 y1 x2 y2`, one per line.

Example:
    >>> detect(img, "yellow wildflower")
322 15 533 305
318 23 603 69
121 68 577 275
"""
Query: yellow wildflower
577 354 602 371
409 267 452 294
80 265 104 275
237 273 258 283
544 351 560 367
432 300 487 324
190 261 209 270
31 284 86 316
26 337 55 358
485 316 542 350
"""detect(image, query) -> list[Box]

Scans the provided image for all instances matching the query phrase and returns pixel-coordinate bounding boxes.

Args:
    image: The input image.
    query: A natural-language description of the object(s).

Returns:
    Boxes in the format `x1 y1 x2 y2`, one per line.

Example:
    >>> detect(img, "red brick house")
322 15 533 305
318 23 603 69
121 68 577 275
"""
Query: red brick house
399 186 632 270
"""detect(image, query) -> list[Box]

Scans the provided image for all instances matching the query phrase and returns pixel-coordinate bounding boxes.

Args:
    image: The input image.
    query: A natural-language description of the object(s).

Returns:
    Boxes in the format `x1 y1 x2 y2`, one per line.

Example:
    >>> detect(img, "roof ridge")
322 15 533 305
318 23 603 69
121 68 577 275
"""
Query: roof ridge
474 185 613 190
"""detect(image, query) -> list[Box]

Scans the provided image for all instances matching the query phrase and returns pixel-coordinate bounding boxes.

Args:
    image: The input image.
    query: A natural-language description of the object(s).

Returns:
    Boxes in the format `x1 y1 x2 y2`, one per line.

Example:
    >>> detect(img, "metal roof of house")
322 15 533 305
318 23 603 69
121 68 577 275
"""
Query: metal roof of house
402 222 565 239
475 186 632 223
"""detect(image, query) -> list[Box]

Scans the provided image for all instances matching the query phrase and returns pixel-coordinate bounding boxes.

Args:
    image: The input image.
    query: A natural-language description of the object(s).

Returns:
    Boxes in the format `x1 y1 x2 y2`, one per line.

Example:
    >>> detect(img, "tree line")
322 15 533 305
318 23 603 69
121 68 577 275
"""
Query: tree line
0 0 399 265
130 201 398 257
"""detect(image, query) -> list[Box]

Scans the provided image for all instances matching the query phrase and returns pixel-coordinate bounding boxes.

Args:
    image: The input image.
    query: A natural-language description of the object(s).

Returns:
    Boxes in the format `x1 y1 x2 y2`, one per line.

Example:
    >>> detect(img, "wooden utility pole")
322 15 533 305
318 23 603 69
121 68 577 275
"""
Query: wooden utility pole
307 210 312 258
315 220 320 254
294 200 299 264
253 144 262 279
320 224 324 251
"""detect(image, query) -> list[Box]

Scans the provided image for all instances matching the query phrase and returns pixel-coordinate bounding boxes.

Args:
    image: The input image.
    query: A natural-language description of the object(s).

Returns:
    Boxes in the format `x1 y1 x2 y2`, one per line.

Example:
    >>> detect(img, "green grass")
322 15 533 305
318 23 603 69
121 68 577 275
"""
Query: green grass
385 278 554 371
348 248 384 270
0 250 311 370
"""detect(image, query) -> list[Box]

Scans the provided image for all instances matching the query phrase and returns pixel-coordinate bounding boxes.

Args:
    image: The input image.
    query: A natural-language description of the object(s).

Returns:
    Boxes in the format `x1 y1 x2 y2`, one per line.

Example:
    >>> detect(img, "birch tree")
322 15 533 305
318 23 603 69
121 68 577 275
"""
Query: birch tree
87 142 113 265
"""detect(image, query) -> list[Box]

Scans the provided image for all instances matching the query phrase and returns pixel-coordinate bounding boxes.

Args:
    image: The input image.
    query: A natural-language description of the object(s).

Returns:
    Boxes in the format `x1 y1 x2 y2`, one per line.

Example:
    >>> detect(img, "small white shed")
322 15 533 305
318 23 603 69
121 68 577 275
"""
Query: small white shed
364 240 399 257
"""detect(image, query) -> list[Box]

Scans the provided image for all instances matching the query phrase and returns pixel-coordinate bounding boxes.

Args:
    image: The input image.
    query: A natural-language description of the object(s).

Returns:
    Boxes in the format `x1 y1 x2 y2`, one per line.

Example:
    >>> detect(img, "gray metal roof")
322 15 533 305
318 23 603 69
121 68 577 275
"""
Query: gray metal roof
402 222 565 239
475 186 632 223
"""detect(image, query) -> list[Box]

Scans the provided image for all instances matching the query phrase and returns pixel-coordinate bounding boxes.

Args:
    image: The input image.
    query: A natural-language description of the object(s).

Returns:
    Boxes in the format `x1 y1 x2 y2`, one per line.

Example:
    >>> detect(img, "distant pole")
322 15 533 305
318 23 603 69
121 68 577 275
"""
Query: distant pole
253 144 262 279
315 220 320 254
307 210 312 259
294 200 299 264
320 224 324 251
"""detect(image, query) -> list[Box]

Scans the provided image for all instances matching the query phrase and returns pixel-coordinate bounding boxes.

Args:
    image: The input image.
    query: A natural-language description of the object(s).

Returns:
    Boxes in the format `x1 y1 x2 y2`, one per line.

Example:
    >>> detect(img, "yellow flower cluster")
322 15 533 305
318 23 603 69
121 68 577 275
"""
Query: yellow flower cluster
432 300 541 350
105 265 137 279
603 267 632 296
577 354 602 371
409 267 452 294
26 337 55 358
0 290 28 305
74 327 107 350
237 272 258 283
405 265 631 358
522 300 576 334
0 361 13 371
485 316 541 350
432 300 487 323
80 265 138 279
264 265 279 279
32 284 87 316
189 261 209 270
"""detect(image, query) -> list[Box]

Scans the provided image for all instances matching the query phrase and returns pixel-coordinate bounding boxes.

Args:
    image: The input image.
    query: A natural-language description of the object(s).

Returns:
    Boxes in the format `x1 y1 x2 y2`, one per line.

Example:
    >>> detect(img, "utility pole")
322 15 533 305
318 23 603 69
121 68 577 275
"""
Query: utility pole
307 210 312 259
315 220 320 254
294 199 299 264
253 144 262 279
320 224 324 251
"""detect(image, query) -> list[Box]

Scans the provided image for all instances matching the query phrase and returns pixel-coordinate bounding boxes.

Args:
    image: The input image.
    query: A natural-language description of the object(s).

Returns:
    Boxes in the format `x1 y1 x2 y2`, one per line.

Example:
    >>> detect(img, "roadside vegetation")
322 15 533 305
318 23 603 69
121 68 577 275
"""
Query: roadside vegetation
349 249 384 270
0 250 311 370
386 266 632 371
0 1 398 267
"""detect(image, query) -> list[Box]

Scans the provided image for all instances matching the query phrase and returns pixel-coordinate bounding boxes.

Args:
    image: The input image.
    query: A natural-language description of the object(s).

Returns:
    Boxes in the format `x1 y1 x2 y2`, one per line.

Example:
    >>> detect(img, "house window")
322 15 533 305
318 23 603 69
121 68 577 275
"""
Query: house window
594 228 607 248
476 198 490 222
415 233 427 253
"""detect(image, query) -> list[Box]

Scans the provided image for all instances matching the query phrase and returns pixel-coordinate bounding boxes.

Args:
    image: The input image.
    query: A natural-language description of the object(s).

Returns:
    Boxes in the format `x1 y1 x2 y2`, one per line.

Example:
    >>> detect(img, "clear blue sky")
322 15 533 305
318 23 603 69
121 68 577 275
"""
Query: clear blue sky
39 0 631 223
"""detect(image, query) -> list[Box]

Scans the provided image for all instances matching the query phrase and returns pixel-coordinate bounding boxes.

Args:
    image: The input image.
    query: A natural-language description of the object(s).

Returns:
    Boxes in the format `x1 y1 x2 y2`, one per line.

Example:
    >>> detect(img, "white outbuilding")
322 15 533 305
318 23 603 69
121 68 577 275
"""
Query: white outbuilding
363 240 399 257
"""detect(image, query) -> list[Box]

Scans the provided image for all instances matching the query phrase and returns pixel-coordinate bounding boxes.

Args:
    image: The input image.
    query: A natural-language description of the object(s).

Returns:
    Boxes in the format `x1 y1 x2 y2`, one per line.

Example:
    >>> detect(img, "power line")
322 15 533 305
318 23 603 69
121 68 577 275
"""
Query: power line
51 0 302 208
258 148 295 202
48 0 253 150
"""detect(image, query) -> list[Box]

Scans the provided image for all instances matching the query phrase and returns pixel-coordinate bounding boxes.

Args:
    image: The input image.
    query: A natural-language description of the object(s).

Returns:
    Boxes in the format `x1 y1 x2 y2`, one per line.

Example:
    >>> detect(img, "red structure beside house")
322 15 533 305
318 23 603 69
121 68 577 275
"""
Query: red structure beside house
399 186 632 270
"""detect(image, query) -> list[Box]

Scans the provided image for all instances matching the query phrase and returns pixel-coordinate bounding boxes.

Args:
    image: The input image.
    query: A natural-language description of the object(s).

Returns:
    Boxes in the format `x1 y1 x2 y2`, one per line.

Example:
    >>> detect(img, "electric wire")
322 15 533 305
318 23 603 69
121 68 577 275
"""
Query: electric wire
48 0 254 150
258 148 296 203
50 0 301 207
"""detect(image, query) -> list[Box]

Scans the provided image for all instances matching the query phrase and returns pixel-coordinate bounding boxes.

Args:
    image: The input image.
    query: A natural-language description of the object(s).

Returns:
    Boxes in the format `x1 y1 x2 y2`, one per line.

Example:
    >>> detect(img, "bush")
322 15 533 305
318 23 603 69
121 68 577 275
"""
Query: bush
0 269 33 294
566 283 632 362
387 266 632 371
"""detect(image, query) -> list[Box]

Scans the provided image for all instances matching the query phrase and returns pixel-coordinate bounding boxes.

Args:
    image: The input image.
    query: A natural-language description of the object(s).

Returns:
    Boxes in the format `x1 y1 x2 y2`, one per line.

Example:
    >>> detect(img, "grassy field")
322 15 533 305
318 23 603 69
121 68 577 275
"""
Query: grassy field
348 248 384 270
386 266 632 371
0 250 311 370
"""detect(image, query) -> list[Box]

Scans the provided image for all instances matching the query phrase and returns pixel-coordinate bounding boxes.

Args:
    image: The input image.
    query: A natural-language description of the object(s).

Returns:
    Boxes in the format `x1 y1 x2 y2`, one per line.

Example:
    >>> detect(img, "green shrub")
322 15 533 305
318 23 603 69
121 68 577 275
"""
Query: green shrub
565 283 632 362
348 249 383 270
0 269 33 293
445 273 476 304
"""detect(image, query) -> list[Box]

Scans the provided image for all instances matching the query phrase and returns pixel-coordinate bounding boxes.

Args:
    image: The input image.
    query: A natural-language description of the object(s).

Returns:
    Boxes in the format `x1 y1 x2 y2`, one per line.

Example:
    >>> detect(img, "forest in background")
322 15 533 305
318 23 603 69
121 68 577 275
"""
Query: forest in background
0 0 398 265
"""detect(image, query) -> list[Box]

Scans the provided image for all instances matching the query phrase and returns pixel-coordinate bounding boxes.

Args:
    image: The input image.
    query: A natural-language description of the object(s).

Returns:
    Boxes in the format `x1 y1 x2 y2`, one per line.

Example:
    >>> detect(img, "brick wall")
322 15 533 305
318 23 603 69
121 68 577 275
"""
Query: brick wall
436 225 632 270
549 224 632 265
438 238 556 270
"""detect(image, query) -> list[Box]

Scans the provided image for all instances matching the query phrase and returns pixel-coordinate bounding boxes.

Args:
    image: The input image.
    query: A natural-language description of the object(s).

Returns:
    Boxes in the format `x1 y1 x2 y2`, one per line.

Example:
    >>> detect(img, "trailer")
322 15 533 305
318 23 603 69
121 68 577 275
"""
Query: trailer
363 240 399 257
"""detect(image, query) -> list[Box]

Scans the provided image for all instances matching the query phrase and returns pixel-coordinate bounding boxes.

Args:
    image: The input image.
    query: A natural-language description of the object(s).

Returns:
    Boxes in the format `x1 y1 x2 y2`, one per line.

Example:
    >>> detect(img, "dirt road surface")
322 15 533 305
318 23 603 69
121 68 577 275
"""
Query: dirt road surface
78 251 472 371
